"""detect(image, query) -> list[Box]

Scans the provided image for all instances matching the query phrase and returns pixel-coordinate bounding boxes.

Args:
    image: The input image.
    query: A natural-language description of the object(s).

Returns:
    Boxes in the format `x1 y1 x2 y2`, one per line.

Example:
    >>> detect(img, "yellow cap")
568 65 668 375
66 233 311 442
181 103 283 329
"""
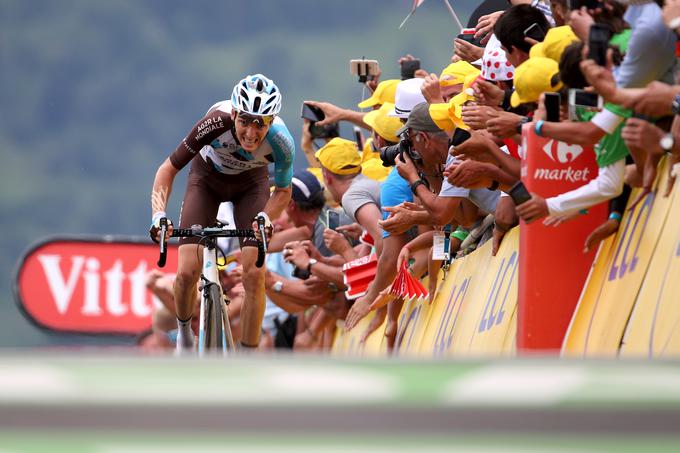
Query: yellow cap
361 137 379 163
363 102 402 143
429 101 466 132
361 157 391 182
510 57 563 107
529 26 580 63
439 61 479 87
315 137 362 175
357 79 400 109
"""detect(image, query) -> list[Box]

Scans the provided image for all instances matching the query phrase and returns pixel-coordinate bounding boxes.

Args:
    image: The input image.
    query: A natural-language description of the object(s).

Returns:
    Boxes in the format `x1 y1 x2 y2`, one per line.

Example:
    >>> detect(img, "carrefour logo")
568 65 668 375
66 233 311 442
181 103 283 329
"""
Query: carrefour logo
533 139 590 183
542 139 584 163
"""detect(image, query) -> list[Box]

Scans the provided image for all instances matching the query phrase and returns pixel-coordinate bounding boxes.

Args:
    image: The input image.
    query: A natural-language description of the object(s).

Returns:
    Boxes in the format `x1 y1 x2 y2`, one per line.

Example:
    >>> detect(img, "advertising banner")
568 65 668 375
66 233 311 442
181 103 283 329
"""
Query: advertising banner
467 228 519 355
620 163 680 357
563 159 674 356
14 236 177 335
519 127 607 351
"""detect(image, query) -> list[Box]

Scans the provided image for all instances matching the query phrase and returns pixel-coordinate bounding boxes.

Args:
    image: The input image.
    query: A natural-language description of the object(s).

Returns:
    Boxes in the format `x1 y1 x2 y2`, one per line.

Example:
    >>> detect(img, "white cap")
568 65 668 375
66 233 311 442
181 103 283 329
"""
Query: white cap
388 78 427 119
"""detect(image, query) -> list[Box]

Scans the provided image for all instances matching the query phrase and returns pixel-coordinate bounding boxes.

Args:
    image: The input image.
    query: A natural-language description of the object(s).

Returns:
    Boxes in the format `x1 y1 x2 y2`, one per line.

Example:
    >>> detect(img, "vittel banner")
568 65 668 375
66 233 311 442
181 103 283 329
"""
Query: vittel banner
14 237 178 335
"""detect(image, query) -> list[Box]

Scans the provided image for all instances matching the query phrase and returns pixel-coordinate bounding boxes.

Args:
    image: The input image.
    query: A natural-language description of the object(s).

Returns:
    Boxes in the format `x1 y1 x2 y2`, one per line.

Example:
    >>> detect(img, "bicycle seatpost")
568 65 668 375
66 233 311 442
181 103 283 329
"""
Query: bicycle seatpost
157 217 168 268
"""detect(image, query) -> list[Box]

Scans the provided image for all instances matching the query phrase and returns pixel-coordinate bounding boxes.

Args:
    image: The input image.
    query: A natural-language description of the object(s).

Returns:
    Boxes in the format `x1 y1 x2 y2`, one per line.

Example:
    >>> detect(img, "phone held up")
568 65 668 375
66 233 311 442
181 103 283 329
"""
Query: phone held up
544 92 561 122
301 102 339 139
449 127 471 148
400 59 420 80
326 210 340 231
588 23 611 66
350 58 380 83
508 181 532 206
456 28 482 47
567 0 603 10
523 23 547 42
568 88 603 120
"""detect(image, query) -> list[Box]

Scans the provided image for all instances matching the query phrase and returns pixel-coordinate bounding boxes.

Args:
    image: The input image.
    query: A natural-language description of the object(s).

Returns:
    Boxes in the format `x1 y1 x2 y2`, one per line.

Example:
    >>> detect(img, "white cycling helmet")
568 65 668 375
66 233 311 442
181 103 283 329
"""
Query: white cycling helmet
231 74 282 117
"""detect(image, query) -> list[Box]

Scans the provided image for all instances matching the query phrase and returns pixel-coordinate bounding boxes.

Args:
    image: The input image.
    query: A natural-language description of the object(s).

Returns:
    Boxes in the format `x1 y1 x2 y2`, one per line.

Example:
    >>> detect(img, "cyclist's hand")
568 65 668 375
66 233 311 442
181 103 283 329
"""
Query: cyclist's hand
251 212 273 243
149 216 173 244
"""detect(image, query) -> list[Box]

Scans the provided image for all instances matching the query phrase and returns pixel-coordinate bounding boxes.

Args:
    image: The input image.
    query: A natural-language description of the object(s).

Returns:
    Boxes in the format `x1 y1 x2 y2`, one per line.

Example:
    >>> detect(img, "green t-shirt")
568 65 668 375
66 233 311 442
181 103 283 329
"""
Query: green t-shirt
610 29 632 54
576 103 632 168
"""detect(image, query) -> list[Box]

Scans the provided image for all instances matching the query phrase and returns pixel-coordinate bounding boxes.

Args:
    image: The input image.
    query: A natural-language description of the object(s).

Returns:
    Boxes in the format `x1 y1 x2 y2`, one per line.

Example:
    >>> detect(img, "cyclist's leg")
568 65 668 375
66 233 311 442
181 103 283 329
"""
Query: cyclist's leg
238 246 266 347
174 161 221 349
232 167 270 348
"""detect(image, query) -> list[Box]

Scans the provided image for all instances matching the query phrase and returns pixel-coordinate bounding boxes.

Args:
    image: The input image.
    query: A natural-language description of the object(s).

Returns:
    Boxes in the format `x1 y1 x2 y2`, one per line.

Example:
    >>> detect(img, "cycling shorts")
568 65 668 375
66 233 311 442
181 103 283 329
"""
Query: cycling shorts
178 156 269 248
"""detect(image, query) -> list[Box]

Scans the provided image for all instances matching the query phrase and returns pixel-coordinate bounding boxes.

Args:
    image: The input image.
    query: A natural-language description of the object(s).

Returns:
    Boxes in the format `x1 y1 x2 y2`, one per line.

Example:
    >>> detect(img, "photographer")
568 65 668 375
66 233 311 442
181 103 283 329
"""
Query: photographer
392 103 499 230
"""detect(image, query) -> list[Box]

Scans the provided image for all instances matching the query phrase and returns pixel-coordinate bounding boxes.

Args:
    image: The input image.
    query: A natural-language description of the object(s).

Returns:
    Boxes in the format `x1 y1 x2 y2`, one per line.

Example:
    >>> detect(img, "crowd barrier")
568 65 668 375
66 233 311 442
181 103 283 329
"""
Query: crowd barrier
332 159 680 358
564 158 680 357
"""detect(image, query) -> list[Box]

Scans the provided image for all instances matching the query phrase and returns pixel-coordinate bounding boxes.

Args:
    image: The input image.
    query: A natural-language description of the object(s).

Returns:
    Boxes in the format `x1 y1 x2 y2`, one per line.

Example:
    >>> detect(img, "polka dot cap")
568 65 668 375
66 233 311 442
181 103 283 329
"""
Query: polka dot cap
481 44 515 82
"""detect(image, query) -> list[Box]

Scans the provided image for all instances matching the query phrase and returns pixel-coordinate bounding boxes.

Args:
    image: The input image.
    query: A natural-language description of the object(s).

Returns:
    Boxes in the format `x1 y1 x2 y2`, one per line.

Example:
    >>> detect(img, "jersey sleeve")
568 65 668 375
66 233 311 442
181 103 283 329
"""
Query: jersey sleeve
267 123 296 187
169 111 233 170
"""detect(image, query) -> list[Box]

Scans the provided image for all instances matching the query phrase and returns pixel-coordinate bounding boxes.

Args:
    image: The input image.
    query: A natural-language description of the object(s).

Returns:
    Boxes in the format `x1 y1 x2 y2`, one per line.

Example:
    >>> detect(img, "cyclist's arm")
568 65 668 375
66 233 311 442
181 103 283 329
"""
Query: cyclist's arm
154 111 232 219
264 186 292 221
266 122 296 220
151 158 180 218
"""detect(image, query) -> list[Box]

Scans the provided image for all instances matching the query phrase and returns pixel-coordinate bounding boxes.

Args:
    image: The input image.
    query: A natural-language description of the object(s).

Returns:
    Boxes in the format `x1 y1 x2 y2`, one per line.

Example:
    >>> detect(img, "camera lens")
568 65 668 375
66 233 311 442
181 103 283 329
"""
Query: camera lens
379 143 402 167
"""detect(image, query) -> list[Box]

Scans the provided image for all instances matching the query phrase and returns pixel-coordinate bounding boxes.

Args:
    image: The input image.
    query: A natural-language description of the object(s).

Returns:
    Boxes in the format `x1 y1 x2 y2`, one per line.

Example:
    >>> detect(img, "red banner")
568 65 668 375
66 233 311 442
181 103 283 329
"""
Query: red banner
518 127 607 351
14 237 177 335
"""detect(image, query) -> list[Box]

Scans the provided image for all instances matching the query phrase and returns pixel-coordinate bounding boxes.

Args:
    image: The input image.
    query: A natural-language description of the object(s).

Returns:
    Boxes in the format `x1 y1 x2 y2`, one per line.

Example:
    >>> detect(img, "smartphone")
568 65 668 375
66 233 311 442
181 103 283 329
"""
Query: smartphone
567 0 602 9
327 210 340 231
350 59 380 83
450 128 471 147
508 181 532 206
523 23 546 42
309 122 340 140
400 59 421 80
588 24 611 66
569 88 603 109
456 27 477 44
301 102 325 123
544 92 561 122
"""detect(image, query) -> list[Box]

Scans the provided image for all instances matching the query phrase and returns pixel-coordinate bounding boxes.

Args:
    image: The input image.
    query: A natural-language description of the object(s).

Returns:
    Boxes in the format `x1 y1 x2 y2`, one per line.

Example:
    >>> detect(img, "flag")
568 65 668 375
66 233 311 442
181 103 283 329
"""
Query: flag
399 0 427 29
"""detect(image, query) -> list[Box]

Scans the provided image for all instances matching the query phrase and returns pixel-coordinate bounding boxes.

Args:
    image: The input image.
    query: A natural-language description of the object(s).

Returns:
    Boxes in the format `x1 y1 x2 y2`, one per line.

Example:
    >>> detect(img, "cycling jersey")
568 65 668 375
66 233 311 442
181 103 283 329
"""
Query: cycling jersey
169 100 295 187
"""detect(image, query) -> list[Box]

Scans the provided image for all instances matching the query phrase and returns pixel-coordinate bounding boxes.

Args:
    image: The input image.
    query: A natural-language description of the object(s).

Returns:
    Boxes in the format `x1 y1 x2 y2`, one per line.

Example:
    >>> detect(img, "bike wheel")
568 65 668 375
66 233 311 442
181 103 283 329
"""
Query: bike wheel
221 297 236 353
204 284 224 352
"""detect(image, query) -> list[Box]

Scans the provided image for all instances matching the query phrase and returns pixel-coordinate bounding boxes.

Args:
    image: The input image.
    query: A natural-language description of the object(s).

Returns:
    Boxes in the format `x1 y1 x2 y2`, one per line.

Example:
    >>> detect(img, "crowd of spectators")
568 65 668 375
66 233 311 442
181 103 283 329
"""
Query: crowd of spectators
142 0 680 352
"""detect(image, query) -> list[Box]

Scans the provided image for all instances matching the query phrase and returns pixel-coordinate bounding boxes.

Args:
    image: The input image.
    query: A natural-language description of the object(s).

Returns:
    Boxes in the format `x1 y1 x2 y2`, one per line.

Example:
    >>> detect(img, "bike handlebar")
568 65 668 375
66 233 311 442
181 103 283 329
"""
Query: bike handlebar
156 219 267 269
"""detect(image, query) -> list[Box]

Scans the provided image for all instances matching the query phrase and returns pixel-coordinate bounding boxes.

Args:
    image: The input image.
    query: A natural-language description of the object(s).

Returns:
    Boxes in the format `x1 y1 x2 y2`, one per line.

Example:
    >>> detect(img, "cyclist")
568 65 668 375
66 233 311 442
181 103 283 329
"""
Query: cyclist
149 74 295 352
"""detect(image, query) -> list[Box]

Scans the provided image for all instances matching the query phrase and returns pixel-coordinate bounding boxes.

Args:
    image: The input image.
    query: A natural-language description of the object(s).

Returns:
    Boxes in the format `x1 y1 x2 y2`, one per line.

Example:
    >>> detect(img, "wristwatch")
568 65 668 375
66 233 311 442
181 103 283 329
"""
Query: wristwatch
660 133 675 152
410 178 428 195
672 94 680 116
516 116 530 134
307 258 318 274
272 281 283 293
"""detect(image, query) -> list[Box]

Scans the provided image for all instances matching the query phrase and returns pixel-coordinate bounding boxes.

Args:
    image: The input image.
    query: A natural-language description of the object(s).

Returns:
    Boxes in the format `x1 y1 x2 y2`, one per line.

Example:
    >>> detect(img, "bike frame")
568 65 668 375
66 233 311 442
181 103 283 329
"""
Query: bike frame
197 238 228 356
156 219 267 356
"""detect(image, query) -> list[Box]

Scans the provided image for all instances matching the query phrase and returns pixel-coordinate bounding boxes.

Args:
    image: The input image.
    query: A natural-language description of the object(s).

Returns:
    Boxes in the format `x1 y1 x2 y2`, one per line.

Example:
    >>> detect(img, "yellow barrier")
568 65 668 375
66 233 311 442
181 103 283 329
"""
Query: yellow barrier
406 228 519 357
332 229 520 357
563 158 677 357
620 164 680 357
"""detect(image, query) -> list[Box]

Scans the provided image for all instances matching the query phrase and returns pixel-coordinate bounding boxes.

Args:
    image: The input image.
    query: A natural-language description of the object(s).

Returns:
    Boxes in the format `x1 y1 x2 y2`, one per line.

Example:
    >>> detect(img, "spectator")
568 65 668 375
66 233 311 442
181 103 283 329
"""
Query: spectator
494 3 551 67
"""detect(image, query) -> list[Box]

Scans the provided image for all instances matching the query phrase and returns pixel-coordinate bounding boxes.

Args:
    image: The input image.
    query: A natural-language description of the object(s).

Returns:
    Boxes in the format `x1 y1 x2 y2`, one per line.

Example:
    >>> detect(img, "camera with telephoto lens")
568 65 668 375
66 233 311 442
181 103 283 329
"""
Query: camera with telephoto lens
379 131 421 167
